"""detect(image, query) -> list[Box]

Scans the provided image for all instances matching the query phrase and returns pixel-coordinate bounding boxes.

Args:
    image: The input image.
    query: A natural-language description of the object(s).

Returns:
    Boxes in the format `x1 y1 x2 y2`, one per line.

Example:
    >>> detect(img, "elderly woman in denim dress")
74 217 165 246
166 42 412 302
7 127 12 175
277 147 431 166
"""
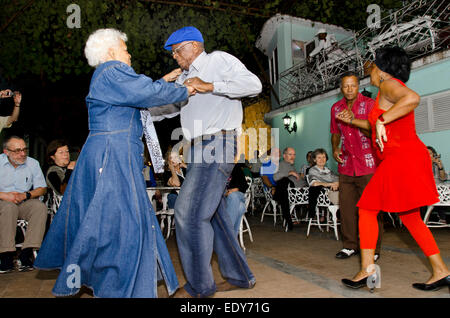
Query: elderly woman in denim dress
35 28 194 297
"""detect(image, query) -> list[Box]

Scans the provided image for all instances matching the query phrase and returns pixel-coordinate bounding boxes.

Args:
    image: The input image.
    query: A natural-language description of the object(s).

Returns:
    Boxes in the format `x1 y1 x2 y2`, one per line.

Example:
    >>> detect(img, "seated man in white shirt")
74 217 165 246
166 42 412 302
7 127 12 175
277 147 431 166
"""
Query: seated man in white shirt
0 136 48 273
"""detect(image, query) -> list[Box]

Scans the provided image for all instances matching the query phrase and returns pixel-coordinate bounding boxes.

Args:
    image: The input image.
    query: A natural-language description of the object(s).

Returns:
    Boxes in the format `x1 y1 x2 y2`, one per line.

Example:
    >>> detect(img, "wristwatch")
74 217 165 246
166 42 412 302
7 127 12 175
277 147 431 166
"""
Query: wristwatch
25 191 32 200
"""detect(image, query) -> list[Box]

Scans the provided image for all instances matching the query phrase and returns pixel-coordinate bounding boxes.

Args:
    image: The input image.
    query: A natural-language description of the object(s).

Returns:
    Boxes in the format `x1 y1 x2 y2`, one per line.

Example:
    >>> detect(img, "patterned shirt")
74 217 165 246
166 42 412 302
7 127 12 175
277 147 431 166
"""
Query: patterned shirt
330 93 377 177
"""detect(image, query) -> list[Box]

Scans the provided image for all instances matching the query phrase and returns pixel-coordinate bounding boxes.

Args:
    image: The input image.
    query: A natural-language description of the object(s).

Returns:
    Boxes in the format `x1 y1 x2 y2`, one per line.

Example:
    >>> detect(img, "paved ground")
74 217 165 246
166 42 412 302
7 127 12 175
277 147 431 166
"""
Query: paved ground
1 212 449 302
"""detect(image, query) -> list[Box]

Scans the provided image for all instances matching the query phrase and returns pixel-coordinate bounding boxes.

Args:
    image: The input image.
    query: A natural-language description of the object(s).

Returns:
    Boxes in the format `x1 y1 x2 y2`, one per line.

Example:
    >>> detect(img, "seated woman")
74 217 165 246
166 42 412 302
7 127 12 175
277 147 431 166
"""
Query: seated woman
163 147 186 210
45 139 76 196
307 148 339 220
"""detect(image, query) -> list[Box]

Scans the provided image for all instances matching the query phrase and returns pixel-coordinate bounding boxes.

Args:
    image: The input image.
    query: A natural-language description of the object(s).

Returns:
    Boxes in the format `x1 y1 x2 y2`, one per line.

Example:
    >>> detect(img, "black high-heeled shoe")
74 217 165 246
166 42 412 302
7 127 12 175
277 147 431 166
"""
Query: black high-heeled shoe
341 277 368 289
412 275 450 291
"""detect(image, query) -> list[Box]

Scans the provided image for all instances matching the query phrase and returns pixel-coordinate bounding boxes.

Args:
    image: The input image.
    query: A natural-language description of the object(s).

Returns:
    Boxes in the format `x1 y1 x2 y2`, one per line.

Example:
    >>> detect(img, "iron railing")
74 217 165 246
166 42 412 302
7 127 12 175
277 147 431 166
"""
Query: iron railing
278 0 449 107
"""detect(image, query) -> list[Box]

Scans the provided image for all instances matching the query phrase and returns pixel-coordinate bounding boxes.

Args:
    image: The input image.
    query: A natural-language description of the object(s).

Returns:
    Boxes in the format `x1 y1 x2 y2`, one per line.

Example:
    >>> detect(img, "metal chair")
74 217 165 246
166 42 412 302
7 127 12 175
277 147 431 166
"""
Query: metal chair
239 177 254 251
45 189 63 223
287 185 309 224
249 177 265 214
423 184 450 228
260 186 282 226
306 187 340 240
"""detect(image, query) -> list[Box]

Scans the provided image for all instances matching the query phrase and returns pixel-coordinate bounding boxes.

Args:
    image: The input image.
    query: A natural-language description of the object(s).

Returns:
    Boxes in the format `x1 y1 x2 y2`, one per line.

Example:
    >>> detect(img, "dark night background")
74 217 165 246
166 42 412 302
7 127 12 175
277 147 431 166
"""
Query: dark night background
0 0 403 163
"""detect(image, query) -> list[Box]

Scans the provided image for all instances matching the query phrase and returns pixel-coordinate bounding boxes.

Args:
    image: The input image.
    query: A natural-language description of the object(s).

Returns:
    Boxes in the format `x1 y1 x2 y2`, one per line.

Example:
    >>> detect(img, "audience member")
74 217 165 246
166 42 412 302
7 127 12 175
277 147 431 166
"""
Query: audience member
273 147 306 231
225 163 249 236
163 147 186 210
0 136 48 273
260 147 280 195
0 89 21 133
45 139 76 196
299 150 314 183
248 150 262 178
307 148 339 222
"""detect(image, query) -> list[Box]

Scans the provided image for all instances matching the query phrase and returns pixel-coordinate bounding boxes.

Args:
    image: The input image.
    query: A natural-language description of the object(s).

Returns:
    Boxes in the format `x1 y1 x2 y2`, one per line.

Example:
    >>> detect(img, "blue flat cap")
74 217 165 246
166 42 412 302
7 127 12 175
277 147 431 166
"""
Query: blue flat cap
164 26 204 51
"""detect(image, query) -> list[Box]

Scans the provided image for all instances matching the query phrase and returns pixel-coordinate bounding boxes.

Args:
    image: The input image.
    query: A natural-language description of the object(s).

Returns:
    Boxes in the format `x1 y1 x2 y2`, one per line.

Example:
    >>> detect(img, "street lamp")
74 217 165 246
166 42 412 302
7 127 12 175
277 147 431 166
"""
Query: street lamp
283 113 297 134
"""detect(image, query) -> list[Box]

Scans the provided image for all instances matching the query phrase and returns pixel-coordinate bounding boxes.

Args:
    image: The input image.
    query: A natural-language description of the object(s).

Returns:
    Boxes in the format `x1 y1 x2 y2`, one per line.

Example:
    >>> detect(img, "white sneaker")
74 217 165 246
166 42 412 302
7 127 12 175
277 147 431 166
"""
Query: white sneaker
336 248 358 259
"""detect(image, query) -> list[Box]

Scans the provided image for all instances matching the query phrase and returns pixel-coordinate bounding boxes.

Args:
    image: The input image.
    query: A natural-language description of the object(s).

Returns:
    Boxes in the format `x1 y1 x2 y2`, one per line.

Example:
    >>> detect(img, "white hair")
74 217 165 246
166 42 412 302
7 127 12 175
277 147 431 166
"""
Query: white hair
84 28 128 67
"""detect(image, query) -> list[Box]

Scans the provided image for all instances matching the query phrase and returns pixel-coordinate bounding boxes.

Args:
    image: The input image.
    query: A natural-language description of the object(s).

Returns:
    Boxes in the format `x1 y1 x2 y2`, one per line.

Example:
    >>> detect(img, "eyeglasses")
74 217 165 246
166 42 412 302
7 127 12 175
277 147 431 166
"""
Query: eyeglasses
172 41 193 56
7 147 28 154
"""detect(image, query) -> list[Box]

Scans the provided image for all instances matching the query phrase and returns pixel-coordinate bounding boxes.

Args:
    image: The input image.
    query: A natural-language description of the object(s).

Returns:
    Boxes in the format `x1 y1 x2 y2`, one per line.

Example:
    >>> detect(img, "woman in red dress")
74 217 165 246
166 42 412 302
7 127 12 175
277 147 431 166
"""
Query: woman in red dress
338 47 449 292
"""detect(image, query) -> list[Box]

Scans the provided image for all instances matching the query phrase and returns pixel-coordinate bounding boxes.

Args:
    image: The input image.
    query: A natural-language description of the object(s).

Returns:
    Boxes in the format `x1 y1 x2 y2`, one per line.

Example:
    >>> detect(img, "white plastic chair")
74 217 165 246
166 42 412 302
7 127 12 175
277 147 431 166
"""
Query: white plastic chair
45 189 63 223
306 187 340 240
249 177 265 214
423 184 450 228
260 186 282 226
239 177 254 251
287 185 309 223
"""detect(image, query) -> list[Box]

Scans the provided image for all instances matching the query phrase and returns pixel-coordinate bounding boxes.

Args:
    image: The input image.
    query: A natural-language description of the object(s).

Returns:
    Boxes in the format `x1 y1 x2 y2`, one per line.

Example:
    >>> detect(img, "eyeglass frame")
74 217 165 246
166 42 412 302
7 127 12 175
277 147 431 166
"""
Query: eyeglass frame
171 41 194 56
6 147 28 154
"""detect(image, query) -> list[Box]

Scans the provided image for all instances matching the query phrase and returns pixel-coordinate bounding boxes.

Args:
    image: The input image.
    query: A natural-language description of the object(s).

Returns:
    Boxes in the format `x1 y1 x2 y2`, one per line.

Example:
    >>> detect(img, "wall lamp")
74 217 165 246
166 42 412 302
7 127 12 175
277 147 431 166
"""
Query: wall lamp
283 113 297 134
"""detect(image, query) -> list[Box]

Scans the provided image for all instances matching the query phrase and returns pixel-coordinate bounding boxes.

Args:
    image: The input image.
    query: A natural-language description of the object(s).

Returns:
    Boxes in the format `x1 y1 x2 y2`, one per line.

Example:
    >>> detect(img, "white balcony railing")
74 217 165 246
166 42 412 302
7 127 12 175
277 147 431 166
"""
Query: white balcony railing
279 0 449 107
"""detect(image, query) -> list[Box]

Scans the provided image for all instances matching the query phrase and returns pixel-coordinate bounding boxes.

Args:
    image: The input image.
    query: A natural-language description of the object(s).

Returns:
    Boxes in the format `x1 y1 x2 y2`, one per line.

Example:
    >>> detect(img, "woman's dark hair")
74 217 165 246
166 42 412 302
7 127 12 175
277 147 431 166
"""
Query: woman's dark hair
312 148 328 161
374 46 411 83
427 146 437 156
46 139 69 164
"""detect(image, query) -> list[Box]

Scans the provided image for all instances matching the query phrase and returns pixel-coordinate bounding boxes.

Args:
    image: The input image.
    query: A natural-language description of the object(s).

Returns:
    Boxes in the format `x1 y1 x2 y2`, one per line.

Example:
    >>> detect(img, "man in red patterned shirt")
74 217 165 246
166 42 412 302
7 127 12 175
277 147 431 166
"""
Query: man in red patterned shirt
330 72 383 261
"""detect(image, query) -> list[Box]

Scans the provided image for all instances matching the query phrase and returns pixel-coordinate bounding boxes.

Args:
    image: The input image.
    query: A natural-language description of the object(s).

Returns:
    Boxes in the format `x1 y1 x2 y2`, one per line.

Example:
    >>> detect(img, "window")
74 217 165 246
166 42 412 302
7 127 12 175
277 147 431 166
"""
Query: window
292 40 306 65
269 47 279 85
415 90 450 133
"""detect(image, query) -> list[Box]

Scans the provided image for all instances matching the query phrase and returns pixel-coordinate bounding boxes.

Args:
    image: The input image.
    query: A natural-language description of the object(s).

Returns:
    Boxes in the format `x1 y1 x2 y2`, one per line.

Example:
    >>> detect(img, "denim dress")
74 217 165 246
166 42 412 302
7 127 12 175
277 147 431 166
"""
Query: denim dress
34 61 188 297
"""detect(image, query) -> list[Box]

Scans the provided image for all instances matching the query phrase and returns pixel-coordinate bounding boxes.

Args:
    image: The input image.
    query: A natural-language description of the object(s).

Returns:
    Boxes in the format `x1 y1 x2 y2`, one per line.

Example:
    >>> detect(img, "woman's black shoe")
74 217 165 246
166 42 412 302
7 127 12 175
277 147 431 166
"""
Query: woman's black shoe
341 277 368 289
412 275 450 291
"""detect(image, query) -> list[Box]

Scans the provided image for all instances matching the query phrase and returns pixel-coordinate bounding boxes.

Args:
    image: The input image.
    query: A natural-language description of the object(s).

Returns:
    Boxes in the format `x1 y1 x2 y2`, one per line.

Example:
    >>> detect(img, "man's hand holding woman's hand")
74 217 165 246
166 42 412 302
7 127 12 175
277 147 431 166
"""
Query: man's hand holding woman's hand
184 77 213 93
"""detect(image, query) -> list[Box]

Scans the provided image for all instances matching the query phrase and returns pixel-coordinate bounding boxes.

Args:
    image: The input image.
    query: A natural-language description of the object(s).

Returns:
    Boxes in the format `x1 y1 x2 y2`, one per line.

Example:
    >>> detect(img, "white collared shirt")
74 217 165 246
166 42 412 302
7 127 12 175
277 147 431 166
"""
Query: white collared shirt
176 51 262 140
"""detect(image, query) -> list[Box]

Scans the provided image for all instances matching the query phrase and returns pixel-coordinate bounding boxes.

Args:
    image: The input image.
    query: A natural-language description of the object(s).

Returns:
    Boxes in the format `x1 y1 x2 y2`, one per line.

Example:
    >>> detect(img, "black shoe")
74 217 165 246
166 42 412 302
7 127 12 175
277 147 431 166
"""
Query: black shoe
412 275 450 291
19 248 34 268
336 249 359 259
0 252 15 274
341 277 368 289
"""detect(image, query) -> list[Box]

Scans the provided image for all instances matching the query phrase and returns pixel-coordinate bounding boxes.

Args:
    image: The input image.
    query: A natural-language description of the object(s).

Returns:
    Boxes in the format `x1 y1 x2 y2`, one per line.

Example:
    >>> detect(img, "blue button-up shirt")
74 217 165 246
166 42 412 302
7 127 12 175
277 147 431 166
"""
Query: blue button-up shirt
0 154 47 192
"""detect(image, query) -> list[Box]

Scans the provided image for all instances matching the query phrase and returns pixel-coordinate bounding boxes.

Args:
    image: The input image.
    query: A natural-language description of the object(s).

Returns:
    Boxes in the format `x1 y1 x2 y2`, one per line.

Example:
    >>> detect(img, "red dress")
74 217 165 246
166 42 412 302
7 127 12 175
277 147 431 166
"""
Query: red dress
357 78 439 212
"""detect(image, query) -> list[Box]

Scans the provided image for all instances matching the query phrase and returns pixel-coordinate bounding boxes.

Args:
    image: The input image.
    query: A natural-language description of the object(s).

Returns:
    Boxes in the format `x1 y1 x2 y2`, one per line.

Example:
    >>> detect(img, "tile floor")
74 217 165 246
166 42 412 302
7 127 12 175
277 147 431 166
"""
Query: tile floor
0 212 449 299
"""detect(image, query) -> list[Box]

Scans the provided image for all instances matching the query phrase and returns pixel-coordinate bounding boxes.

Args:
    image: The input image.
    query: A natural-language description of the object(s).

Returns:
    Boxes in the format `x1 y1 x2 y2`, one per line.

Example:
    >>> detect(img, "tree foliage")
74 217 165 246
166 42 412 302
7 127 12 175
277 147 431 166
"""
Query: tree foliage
0 0 403 82
0 0 404 148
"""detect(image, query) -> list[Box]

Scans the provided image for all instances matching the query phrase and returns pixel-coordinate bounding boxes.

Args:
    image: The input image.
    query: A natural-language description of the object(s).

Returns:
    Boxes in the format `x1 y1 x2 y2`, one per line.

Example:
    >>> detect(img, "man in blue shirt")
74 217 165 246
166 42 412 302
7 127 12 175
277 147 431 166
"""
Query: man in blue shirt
260 147 280 194
0 136 48 273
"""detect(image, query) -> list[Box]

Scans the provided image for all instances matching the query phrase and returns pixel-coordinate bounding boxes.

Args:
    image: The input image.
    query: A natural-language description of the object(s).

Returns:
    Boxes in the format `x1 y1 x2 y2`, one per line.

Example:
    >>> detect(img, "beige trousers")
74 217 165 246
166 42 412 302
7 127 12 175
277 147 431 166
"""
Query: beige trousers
0 199 48 253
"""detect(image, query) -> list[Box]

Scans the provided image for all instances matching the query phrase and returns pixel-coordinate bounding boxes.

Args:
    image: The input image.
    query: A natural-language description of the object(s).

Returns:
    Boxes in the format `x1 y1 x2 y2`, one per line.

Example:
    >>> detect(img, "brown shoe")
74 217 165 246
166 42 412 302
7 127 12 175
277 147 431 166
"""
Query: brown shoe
216 280 255 292
171 287 193 298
